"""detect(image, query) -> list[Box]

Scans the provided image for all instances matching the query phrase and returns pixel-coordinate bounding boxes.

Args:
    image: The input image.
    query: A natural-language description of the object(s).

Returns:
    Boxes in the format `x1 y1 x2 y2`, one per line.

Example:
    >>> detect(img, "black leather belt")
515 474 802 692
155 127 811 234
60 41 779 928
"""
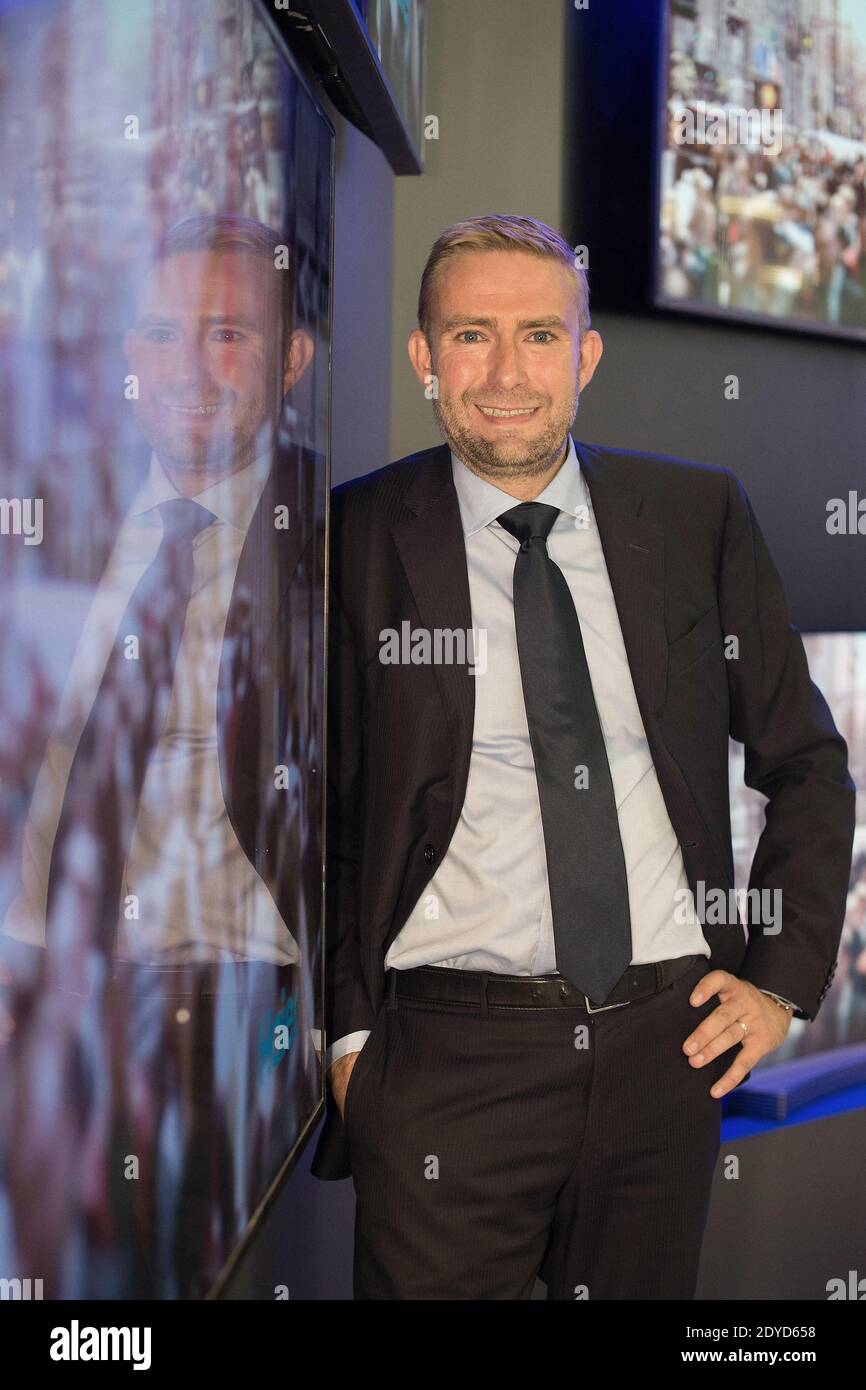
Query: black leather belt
389 954 705 1013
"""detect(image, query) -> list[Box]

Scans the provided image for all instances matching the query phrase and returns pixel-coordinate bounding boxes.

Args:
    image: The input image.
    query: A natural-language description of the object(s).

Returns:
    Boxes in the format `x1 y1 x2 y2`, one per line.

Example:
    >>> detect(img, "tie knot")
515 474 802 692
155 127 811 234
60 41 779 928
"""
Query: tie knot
496 501 560 551
157 496 217 542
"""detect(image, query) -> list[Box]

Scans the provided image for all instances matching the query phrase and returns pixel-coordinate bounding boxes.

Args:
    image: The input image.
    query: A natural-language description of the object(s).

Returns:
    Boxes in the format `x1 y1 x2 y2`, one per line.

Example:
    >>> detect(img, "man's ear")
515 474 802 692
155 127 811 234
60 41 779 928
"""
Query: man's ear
578 328 603 392
282 328 315 395
407 328 434 388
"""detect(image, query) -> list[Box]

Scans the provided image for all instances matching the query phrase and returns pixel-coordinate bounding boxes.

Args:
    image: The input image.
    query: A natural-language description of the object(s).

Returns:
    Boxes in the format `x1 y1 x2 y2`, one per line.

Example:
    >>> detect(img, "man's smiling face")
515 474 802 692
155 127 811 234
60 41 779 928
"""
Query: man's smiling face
123 248 312 488
408 248 602 484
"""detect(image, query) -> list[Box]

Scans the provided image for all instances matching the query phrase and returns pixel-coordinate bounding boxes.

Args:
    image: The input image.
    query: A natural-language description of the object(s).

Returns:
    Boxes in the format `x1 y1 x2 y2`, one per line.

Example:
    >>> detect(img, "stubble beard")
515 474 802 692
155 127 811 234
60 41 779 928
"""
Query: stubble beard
432 382 581 482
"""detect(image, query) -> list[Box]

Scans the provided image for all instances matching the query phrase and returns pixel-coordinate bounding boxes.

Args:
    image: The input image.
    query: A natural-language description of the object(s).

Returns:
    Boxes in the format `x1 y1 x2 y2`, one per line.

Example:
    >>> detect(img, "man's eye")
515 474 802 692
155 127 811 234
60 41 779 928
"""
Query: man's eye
144 328 177 343
456 330 483 343
530 331 554 343
212 329 245 343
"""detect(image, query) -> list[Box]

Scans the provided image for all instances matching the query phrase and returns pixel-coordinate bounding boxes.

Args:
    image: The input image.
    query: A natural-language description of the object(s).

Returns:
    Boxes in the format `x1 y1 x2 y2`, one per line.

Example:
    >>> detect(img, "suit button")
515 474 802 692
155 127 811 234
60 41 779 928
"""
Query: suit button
424 843 436 864
681 840 700 849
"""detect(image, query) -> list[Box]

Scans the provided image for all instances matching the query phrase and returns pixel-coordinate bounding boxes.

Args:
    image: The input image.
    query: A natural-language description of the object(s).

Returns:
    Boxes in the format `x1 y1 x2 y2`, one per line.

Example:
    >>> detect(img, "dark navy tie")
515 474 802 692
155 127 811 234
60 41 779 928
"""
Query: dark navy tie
497 501 632 1003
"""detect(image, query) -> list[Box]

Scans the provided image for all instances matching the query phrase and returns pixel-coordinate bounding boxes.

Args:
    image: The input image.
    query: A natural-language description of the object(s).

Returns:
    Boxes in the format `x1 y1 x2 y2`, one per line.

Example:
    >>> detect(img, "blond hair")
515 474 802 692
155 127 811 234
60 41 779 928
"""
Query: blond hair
417 214 590 341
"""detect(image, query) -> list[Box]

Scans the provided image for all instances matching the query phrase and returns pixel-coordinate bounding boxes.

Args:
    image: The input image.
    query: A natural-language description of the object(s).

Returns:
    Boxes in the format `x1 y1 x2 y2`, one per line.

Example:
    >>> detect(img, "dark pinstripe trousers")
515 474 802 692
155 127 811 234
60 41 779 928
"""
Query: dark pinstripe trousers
343 956 729 1299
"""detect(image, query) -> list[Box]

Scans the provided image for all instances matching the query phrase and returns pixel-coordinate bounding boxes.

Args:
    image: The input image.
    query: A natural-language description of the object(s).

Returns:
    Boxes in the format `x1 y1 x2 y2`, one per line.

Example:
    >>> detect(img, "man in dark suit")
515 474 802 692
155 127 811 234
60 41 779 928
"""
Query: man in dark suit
311 214 856 1301
0 214 325 1296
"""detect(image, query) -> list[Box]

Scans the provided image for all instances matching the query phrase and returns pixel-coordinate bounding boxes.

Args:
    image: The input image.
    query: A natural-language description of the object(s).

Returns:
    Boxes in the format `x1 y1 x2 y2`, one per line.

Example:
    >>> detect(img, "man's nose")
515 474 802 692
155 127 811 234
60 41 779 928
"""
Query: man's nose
483 339 528 390
172 335 210 384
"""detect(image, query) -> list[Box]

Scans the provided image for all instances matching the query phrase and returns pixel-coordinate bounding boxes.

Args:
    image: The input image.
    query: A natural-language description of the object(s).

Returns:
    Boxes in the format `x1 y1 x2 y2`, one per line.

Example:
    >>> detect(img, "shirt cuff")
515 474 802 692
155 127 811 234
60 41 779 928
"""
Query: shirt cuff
325 1030 371 1070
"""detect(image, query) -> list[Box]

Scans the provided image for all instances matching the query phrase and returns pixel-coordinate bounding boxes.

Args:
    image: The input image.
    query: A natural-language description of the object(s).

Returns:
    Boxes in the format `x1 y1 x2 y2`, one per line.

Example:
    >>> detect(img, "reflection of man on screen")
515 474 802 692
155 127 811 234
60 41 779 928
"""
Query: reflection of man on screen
0 215 322 1297
3 215 316 966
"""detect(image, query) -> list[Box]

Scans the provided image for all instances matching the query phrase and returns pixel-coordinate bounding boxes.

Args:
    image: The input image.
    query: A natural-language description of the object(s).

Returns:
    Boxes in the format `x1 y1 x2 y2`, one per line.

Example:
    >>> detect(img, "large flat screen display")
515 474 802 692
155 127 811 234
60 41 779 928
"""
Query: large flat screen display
0 0 331 1298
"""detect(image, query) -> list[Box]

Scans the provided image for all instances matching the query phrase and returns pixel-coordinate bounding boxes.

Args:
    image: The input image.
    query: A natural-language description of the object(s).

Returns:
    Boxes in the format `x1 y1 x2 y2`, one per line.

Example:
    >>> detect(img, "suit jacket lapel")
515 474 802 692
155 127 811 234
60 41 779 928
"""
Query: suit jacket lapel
574 437 668 717
389 446 476 822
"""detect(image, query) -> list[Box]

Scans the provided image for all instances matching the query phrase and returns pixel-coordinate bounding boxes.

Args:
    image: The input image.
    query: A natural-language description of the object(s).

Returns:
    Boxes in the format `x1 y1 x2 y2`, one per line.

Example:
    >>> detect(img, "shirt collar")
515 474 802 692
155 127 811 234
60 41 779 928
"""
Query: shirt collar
450 434 587 538
129 428 274 533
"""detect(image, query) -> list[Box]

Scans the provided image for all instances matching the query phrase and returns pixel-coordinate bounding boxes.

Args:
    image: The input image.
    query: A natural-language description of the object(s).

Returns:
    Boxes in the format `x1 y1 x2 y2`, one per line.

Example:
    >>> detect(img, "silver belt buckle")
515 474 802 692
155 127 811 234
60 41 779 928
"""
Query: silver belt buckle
584 993 631 1013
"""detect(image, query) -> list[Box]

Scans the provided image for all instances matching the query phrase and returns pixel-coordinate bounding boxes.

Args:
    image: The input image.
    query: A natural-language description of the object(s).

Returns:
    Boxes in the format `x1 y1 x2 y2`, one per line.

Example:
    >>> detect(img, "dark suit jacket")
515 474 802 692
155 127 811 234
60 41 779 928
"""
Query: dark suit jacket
216 440 325 947
311 436 856 1181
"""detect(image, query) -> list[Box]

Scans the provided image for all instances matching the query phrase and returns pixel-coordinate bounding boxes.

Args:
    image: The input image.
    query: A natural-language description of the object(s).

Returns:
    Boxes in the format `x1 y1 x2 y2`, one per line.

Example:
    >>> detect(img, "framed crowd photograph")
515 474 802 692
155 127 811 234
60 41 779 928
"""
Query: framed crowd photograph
654 0 866 342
